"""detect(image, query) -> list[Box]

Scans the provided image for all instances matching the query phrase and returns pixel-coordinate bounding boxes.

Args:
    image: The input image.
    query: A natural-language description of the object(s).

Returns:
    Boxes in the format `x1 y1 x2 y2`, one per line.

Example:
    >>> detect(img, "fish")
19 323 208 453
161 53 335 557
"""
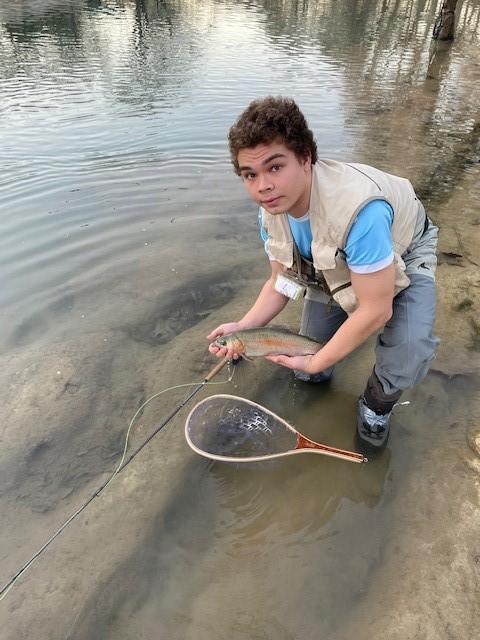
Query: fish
213 327 323 358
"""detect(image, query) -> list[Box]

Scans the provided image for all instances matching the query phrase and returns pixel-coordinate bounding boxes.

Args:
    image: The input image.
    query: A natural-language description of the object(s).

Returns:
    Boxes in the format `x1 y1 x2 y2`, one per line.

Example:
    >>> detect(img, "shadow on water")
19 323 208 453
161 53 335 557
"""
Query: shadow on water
120 268 241 346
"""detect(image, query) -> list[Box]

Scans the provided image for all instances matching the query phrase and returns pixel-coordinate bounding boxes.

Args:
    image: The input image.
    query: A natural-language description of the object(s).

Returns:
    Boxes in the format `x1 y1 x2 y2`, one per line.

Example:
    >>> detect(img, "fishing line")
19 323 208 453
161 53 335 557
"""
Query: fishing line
0 357 234 602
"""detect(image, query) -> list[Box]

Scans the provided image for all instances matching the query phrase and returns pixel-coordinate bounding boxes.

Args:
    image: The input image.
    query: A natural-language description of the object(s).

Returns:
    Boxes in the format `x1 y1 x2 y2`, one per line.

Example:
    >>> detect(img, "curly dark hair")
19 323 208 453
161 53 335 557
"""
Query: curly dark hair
228 96 318 175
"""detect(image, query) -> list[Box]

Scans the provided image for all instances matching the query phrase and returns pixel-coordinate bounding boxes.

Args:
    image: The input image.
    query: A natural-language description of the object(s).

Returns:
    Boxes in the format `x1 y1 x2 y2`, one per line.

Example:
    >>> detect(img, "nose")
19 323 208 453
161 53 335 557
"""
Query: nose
257 173 273 193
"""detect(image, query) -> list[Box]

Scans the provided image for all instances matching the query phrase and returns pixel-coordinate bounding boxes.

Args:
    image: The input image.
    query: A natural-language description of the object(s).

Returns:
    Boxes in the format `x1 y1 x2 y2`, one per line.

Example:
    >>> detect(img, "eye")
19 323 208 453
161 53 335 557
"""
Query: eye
218 338 226 346
270 164 282 172
242 172 256 181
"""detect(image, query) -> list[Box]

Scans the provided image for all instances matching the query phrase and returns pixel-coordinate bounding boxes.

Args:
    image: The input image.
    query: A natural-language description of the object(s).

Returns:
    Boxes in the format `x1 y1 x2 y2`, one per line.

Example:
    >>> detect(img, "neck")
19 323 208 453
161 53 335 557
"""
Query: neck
287 171 312 219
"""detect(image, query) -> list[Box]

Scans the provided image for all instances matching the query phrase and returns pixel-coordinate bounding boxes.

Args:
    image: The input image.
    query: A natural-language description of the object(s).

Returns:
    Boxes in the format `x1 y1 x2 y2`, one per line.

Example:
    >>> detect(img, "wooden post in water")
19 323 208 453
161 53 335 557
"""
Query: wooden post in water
433 0 459 40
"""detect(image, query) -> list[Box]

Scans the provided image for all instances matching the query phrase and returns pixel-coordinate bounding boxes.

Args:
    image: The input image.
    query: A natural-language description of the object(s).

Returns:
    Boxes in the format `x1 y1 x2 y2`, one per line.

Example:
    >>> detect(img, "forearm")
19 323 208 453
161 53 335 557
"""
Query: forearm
310 306 390 372
239 278 289 328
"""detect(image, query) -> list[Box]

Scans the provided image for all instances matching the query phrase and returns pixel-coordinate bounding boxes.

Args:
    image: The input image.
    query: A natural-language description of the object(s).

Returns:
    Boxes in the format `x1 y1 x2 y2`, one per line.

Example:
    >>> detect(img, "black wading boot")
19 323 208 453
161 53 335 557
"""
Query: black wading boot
356 370 402 451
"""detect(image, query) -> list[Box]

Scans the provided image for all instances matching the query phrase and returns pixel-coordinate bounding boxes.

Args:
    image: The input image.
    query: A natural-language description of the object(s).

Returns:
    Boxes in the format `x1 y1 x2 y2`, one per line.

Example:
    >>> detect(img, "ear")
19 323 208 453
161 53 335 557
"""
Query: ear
302 153 312 171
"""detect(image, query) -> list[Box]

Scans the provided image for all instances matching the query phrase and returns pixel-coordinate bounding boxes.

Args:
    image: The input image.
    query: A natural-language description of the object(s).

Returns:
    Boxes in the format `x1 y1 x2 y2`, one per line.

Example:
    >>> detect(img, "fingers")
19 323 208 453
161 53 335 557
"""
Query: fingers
207 321 241 342
207 323 241 360
206 326 224 342
208 342 240 361
209 342 226 357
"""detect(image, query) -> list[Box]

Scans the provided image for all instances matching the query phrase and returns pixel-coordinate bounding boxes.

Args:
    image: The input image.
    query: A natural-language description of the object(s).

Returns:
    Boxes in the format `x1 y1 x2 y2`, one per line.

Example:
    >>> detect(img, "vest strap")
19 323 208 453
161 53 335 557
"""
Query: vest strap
330 281 352 296
289 241 332 296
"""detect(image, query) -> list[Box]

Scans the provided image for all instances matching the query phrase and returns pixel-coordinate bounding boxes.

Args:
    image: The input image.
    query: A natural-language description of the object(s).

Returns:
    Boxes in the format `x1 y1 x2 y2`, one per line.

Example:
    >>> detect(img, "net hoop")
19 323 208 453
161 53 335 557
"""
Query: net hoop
185 393 307 463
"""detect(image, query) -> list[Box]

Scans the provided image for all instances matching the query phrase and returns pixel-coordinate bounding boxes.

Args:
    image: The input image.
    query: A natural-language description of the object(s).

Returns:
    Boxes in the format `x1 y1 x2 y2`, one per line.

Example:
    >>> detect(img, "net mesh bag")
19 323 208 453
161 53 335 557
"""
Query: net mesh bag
185 394 297 462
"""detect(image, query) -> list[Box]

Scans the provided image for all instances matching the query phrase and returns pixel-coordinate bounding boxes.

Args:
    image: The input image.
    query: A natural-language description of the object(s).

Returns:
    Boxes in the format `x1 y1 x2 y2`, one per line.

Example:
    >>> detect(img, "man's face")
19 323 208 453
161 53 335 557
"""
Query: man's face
236 141 312 218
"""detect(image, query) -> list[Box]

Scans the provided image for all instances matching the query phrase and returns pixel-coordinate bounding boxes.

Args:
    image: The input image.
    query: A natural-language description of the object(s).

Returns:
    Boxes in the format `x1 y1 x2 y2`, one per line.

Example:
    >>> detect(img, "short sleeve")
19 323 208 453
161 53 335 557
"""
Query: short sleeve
345 200 394 273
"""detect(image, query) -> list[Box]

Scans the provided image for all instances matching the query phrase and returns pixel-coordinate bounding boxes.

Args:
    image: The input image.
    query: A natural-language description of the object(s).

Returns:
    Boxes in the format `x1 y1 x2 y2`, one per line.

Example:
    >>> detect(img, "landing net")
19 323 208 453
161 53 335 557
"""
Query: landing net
185 394 298 463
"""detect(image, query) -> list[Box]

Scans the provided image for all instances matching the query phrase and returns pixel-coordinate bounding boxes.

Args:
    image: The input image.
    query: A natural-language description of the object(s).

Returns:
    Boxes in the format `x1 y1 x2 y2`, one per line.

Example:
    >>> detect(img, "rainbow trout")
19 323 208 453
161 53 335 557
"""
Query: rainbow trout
214 327 322 358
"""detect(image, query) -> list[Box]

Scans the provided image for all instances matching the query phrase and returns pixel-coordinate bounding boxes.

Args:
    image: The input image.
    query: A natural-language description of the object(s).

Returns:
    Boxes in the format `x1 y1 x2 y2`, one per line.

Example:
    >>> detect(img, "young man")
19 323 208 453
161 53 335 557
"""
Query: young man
207 97 439 450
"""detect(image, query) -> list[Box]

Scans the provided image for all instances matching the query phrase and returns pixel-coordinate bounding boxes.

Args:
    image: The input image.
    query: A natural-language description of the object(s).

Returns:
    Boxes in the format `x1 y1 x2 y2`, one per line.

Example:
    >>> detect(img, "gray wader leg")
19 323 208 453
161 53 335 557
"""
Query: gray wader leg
358 273 440 450
359 200 440 449
295 296 347 382
372 273 440 399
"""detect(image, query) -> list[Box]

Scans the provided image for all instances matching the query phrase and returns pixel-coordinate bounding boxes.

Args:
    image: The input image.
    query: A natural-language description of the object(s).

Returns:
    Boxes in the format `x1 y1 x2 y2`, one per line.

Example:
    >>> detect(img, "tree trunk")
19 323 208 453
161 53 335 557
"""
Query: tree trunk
433 0 459 40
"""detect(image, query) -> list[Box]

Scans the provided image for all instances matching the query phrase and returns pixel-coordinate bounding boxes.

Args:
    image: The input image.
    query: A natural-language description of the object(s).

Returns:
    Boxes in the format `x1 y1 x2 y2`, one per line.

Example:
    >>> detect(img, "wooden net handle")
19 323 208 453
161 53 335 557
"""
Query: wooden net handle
296 435 367 464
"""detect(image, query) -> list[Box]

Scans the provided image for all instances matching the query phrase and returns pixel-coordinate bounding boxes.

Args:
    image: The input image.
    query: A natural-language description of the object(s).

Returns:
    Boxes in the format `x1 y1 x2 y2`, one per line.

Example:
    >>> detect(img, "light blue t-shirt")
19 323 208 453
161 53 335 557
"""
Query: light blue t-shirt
259 199 394 273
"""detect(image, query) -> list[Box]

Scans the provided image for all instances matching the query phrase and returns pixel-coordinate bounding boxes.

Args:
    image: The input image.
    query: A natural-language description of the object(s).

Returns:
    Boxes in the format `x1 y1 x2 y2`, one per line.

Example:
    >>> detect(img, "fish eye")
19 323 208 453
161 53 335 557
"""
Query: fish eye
217 338 226 346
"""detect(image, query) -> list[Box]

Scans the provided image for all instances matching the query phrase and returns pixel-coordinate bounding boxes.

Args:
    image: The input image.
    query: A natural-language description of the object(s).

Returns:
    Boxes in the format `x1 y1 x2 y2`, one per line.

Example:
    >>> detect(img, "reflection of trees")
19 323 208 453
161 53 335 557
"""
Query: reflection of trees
0 0 215 109
254 0 480 207
255 0 445 85
256 0 425 52
113 0 216 109
1 0 478 195
1 5 81 44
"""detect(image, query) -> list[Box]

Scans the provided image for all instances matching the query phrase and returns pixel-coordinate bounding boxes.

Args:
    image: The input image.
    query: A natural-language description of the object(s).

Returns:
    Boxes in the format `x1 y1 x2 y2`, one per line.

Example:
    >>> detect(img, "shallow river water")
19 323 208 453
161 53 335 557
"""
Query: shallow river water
1 1 479 639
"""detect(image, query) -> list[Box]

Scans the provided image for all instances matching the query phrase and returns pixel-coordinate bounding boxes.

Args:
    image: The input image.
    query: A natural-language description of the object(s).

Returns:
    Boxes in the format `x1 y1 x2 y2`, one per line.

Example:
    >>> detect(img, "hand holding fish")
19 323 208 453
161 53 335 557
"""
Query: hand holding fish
265 353 317 374
207 322 244 359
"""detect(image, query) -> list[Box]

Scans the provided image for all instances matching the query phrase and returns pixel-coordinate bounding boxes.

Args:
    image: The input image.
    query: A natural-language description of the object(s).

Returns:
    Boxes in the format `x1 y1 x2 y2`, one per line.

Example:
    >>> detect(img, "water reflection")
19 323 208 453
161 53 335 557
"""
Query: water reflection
250 0 480 199
0 0 208 111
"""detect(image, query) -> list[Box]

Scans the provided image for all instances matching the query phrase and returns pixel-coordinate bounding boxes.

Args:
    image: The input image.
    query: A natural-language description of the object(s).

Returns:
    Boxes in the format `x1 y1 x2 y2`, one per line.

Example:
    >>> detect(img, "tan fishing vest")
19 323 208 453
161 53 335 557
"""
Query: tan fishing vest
261 159 419 314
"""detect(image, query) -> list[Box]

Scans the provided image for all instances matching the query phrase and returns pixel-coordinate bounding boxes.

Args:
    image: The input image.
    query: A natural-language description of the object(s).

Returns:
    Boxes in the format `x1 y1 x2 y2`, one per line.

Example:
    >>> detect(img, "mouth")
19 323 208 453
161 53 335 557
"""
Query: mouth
262 196 282 206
